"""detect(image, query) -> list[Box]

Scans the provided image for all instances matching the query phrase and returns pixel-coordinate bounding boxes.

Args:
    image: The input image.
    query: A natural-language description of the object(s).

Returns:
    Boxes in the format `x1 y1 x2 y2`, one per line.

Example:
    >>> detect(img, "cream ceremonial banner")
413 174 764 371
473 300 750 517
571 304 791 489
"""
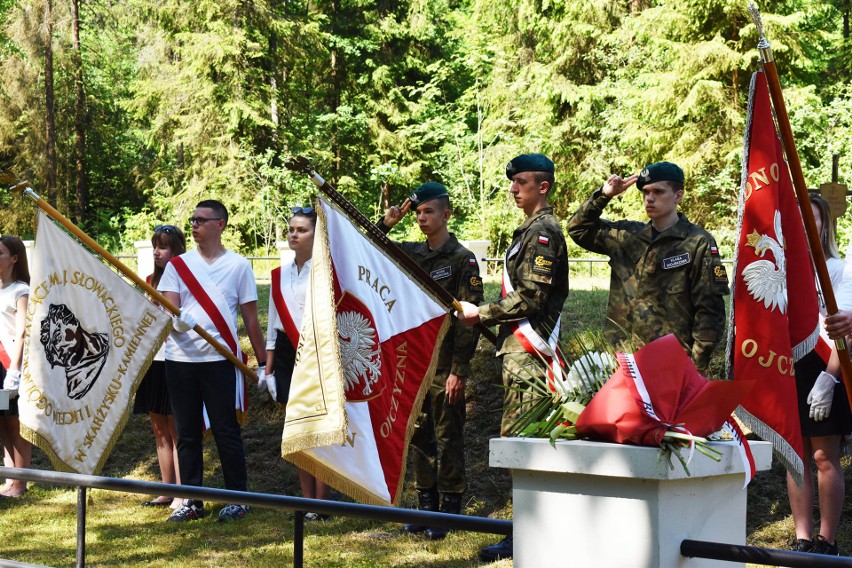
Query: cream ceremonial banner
20 213 171 474
282 200 449 506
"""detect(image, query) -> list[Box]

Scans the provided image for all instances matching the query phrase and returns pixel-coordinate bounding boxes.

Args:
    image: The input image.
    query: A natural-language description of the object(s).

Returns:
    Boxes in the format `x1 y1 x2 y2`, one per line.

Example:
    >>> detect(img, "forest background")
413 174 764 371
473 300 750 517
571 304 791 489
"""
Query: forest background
0 0 851 258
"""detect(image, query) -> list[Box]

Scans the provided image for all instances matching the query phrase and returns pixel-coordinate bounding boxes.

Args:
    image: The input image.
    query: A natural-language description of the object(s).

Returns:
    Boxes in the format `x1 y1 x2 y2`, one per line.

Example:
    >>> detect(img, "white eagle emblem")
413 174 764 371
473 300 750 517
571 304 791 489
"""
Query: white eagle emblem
338 310 382 396
741 210 787 313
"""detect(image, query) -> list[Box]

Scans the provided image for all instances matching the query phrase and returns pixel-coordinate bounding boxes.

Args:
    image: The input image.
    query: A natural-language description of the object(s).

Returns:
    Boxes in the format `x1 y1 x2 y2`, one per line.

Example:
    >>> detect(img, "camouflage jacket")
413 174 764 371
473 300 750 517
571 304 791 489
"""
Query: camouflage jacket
567 188 729 370
478 207 570 356
379 223 484 376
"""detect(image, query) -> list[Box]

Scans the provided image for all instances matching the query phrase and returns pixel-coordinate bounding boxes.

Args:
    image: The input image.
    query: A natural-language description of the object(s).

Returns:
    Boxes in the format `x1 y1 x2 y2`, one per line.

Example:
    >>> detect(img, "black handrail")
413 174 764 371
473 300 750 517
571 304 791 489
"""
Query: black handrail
682 539 852 567
0 467 512 568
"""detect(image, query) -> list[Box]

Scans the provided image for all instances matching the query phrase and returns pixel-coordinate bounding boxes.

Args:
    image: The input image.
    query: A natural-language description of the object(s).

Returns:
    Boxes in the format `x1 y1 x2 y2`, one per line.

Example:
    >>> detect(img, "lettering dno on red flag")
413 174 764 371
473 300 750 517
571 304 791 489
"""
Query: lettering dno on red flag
727 71 829 483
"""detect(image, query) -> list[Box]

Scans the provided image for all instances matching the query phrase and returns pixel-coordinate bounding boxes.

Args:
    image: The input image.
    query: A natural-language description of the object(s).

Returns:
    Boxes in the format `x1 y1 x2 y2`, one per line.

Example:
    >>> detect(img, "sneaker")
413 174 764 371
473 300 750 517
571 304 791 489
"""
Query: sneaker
478 535 513 562
168 500 205 522
790 538 813 552
304 512 330 521
813 535 840 556
218 504 251 522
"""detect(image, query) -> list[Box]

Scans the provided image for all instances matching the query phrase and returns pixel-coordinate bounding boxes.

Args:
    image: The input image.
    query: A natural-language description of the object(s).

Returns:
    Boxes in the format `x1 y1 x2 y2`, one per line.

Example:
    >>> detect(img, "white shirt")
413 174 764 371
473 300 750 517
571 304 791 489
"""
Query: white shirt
158 249 257 362
0 281 28 366
265 258 311 350
836 241 852 312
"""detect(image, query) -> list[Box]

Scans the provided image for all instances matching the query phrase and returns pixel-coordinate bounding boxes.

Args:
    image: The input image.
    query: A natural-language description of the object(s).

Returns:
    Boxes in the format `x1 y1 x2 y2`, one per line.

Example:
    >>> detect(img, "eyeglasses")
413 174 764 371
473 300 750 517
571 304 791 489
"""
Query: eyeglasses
188 217 223 226
291 206 315 215
154 224 178 234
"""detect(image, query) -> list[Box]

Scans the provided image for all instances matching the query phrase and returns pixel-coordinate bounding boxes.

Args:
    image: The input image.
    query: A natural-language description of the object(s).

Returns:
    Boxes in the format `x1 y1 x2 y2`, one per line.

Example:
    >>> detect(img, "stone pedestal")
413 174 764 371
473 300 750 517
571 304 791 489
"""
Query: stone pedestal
489 438 772 568
459 239 490 267
135 241 154 278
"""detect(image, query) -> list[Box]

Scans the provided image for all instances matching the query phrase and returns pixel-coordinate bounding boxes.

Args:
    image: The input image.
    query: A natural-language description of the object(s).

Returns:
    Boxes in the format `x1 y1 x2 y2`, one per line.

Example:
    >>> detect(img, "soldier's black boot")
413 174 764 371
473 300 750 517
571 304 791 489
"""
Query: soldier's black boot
402 488 438 534
424 492 463 541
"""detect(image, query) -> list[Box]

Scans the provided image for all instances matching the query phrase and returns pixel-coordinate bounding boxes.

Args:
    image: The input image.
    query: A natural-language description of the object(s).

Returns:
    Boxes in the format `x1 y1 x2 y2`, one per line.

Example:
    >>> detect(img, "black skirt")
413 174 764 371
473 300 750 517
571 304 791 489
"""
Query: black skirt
795 350 852 438
133 360 172 416
272 330 297 406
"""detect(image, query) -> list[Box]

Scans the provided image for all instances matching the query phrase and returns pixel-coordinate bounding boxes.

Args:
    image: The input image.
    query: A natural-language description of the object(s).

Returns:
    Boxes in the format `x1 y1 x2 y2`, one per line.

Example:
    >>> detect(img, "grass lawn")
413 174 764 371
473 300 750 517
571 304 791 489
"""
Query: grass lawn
0 274 849 566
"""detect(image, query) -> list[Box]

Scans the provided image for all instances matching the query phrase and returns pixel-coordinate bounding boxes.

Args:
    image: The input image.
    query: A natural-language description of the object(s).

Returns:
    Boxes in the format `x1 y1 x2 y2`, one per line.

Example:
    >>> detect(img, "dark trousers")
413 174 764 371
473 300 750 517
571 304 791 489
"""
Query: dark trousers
165 360 247 500
410 370 466 494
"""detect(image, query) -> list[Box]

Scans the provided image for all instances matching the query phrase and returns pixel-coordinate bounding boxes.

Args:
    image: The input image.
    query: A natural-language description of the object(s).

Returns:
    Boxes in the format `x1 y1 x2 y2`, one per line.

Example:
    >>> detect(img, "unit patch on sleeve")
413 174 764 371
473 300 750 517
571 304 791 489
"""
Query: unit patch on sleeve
531 254 556 276
661 252 691 270
468 275 484 292
430 266 453 280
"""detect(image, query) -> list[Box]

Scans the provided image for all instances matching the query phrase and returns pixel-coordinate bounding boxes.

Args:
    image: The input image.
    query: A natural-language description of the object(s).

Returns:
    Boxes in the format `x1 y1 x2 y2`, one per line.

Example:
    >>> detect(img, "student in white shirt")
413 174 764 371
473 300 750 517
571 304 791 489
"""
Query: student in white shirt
260 206 331 519
158 200 266 523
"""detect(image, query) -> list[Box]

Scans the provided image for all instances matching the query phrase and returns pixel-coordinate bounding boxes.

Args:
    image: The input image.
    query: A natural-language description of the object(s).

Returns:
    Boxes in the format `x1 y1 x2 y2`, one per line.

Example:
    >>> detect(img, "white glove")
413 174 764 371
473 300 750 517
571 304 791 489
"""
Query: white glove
3 369 21 393
266 371 277 401
255 366 278 401
172 311 196 333
256 365 268 391
808 371 838 421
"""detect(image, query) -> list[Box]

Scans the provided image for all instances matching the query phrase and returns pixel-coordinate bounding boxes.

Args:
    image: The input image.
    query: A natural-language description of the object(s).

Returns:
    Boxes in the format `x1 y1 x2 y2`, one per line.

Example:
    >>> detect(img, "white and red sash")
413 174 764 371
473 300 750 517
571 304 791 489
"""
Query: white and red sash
171 254 247 419
502 248 563 386
0 339 12 370
271 266 301 350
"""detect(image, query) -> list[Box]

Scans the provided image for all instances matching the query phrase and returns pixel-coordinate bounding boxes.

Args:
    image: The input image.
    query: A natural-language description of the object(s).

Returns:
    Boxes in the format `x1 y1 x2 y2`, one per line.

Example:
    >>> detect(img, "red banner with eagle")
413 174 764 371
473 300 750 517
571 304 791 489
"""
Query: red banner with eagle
281 199 449 506
727 71 830 482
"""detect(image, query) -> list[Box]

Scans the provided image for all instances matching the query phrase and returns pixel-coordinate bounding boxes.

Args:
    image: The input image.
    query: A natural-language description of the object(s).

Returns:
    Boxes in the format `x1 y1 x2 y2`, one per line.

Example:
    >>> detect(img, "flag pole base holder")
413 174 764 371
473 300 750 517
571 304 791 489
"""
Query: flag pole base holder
0 389 9 411
489 438 772 568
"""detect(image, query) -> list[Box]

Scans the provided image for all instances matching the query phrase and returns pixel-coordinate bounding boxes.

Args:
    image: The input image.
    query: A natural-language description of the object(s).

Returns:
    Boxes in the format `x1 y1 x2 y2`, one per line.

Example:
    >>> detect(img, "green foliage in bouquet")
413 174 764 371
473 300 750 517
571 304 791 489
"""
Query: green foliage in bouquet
505 329 727 476
504 330 617 445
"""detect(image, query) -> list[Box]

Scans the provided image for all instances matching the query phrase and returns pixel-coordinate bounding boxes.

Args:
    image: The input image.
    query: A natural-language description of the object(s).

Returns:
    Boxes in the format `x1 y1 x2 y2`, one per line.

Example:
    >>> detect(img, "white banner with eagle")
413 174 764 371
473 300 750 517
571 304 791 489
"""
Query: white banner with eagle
19 213 171 474
282 199 449 506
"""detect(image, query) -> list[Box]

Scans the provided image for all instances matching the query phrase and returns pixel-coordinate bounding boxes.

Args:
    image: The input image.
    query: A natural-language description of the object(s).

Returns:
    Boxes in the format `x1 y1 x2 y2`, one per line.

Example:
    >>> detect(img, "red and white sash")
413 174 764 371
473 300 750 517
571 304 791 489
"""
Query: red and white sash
0 339 11 370
271 266 301 350
171 253 248 420
502 247 563 385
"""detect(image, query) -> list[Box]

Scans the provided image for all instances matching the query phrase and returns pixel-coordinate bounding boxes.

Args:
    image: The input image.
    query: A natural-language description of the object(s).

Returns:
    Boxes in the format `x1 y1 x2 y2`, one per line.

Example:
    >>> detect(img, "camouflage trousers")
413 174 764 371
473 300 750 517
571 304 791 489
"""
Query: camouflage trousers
500 351 541 437
410 370 466 494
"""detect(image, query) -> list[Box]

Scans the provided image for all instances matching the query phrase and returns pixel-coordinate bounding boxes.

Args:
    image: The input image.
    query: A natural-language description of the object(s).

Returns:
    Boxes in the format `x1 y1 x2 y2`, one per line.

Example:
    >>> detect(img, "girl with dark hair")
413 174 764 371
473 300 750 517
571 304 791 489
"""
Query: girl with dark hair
135 224 187 508
0 236 31 498
261 207 331 518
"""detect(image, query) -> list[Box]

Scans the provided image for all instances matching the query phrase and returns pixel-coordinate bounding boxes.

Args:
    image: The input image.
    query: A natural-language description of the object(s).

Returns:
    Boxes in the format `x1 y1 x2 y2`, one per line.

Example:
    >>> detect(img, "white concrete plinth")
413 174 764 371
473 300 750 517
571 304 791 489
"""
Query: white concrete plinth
135 241 154 278
490 438 772 568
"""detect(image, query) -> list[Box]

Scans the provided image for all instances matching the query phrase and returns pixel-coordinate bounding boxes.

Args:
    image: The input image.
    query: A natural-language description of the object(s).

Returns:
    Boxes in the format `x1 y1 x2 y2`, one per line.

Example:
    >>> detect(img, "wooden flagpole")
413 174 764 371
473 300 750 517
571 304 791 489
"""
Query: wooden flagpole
6 179 258 382
284 156 498 345
749 4 852 411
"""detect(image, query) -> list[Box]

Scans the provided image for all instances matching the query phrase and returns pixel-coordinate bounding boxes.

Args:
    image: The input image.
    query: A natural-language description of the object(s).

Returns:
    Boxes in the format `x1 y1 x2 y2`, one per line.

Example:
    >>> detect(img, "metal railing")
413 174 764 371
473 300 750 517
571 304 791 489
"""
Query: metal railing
5 468 847 567
0 467 511 568
681 539 852 567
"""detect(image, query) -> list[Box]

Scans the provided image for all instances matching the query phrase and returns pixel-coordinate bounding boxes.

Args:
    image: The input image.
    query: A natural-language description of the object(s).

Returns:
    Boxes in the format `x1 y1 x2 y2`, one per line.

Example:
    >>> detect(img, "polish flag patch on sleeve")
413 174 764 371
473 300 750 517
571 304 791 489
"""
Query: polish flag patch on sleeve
538 235 549 245
469 258 477 266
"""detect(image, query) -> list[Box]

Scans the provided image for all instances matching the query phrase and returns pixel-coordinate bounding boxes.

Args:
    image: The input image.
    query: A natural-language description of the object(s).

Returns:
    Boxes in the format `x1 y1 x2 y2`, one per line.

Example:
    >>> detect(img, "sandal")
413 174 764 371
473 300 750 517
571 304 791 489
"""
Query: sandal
141 498 172 507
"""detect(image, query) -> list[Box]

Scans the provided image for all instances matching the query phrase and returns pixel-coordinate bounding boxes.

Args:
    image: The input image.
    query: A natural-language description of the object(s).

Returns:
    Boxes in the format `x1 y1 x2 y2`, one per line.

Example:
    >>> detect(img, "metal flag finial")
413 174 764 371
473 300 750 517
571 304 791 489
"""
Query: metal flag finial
748 3 772 58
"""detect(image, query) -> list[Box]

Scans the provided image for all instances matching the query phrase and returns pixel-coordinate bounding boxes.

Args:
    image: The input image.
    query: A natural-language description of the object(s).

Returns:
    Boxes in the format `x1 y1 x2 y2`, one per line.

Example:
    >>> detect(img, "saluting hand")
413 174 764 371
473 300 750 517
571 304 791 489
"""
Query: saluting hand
383 198 412 228
602 174 638 198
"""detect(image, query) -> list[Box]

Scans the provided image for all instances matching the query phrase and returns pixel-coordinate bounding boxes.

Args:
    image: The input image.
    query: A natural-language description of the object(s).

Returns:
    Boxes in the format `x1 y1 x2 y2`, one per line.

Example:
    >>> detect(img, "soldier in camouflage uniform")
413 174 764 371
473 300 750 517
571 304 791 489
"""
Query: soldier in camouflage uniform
456 154 569 562
567 161 729 371
379 182 484 540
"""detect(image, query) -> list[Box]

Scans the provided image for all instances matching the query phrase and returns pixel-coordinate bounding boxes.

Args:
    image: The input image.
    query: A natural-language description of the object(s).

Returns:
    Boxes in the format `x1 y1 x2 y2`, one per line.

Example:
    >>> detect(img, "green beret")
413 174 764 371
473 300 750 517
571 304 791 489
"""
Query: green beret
505 153 555 179
636 161 684 190
409 182 448 207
